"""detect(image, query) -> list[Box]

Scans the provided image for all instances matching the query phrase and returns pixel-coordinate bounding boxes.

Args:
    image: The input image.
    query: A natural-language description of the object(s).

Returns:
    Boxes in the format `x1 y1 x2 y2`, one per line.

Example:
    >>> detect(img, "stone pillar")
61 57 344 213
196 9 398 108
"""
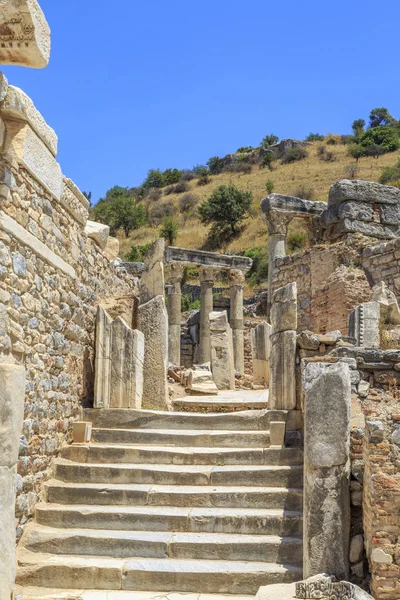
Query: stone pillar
348 301 380 348
110 317 144 409
265 212 292 319
229 269 245 374
140 238 165 305
303 361 351 581
167 263 184 366
94 306 112 409
251 321 272 385
269 282 297 410
209 311 235 390
0 364 25 600
199 266 215 364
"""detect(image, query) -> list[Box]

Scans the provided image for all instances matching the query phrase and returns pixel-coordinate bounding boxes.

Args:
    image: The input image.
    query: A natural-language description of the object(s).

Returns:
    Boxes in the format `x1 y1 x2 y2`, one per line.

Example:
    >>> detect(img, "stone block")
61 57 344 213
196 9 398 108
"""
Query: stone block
379 202 400 225
104 236 120 261
140 239 165 305
271 282 297 333
84 220 110 250
348 302 380 349
269 330 296 410
110 317 144 409
93 306 112 409
209 310 235 390
297 330 320 350
0 363 25 468
329 179 400 206
0 72 8 102
60 177 90 226
251 321 272 385
138 295 169 410
328 218 396 240
270 421 285 447
0 0 51 69
184 366 219 395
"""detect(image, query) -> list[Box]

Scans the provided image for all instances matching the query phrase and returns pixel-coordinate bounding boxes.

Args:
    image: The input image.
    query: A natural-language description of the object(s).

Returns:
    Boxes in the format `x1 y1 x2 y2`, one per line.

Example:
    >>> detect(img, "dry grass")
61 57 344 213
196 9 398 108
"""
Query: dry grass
118 142 400 256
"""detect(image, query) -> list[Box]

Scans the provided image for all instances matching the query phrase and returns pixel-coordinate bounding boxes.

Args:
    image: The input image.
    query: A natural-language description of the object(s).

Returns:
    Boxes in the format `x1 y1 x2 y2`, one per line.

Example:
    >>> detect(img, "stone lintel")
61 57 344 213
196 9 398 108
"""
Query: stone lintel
165 246 252 272
261 193 326 219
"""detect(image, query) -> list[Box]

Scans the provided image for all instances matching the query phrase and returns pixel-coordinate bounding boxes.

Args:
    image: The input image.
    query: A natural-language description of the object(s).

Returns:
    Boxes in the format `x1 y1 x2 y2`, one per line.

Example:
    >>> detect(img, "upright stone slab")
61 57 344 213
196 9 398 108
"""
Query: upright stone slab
0 364 25 600
303 361 351 581
167 263 184 366
251 321 272 385
94 306 112 409
199 266 215 364
138 295 169 410
110 317 144 409
348 301 380 348
270 282 298 333
229 269 245 374
140 238 165 305
0 0 51 69
209 311 235 390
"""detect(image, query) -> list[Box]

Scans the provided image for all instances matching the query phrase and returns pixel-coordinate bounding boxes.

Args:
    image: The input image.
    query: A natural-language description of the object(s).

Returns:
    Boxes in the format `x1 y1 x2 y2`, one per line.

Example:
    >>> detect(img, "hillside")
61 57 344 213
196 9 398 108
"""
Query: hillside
118 141 400 261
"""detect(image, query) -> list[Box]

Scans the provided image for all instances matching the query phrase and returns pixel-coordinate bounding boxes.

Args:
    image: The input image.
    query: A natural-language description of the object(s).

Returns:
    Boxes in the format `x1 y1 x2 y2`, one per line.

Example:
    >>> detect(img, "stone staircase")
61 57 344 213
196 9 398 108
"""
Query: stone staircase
16 393 304 599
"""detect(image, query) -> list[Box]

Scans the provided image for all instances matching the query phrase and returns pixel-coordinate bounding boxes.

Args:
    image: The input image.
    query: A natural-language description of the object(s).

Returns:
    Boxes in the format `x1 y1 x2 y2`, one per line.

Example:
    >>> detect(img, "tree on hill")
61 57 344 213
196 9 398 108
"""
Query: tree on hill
369 107 396 129
160 216 179 245
352 119 365 141
92 186 146 237
198 185 252 236
261 134 279 147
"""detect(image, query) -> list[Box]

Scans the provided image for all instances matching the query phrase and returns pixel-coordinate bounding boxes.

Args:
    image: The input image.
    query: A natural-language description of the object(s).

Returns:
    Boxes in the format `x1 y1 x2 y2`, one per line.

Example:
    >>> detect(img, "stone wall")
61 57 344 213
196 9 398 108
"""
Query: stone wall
0 97 137 538
362 238 400 293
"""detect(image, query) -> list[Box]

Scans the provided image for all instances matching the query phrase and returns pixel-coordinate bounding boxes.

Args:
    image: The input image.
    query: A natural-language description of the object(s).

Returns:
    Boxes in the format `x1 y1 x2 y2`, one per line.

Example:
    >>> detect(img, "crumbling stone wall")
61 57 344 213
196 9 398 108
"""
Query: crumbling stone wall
362 238 400 294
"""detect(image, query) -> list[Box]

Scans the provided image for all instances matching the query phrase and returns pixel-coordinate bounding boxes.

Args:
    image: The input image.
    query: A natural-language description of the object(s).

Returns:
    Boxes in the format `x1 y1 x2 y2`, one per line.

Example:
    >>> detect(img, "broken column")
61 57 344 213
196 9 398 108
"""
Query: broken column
265 212 291 318
348 301 380 348
167 262 184 366
0 364 25 600
209 310 235 390
303 361 351 580
229 269 245 374
199 266 215 364
251 321 272 386
138 239 169 410
110 317 144 409
269 282 297 410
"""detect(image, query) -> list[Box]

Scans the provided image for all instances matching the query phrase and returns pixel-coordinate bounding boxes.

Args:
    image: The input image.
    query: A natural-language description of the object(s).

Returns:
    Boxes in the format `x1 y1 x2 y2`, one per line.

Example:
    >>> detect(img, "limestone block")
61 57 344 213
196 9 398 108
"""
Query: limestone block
379 201 400 225
0 0 51 69
8 122 62 199
84 220 110 250
209 311 235 390
60 177 90 226
271 282 297 333
348 302 380 348
328 218 396 240
185 366 219 395
269 330 296 410
251 321 272 385
110 317 144 409
94 306 112 409
303 361 351 580
138 295 169 410
0 465 18 600
140 238 165 305
104 236 120 262
0 363 25 468
1 85 57 156
350 534 364 564
372 281 400 325
329 179 400 206
270 421 285 446
297 330 320 350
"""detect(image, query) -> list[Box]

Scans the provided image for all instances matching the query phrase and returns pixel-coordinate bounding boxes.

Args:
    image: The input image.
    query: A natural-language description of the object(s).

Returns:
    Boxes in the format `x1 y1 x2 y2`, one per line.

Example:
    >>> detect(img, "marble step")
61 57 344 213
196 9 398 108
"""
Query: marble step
60 444 303 466
23 524 303 564
172 396 269 413
20 588 255 600
54 459 304 488
44 481 303 510
35 504 303 536
17 551 303 594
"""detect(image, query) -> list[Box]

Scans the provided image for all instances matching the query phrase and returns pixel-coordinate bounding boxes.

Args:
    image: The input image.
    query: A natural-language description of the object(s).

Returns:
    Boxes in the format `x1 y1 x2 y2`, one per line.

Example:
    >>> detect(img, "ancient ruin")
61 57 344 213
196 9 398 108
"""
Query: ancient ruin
0 2 399 600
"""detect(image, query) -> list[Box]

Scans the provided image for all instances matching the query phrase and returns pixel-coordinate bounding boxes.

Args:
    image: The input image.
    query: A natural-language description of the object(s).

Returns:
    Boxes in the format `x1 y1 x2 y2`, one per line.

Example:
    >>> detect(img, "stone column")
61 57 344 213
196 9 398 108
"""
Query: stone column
167 263 184 366
209 311 235 390
266 212 292 319
251 321 272 385
229 269 245 374
199 266 215 364
0 364 25 600
303 361 351 581
94 306 112 409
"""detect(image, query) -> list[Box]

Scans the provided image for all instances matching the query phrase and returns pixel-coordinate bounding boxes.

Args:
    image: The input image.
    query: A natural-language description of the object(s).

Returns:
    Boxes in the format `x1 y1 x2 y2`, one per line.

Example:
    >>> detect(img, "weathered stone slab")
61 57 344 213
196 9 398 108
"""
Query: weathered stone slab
348 302 380 348
371 281 400 325
329 179 400 206
269 330 296 410
261 194 326 217
165 246 252 271
104 236 120 262
60 177 90 226
251 321 272 385
84 220 110 250
94 306 112 409
138 295 169 410
256 577 373 600
0 72 8 102
271 282 297 333
379 202 400 225
140 239 165 305
0 363 25 468
110 317 144 409
0 0 51 69
303 362 351 580
327 218 396 240
184 365 219 395
209 311 235 390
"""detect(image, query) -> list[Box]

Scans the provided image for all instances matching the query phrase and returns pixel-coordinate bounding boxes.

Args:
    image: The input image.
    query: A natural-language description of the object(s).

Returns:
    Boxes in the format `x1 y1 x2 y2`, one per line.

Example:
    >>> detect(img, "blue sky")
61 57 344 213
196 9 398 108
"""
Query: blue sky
2 0 400 202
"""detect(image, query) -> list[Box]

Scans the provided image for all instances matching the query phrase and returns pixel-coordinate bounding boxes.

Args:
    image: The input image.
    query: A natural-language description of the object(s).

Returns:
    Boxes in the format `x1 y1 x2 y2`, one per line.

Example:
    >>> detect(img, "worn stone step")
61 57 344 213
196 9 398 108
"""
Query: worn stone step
17 551 302 594
92 428 271 448
35 504 303 536
20 588 255 600
60 444 303 466
54 459 303 488
23 524 303 564
172 397 269 413
45 481 303 510
84 407 301 432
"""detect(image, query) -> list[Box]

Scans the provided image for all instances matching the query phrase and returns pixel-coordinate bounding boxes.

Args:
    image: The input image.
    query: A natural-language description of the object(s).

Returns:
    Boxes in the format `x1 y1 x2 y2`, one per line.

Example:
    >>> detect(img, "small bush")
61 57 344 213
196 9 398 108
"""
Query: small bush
197 174 211 186
193 164 209 177
179 193 199 220
181 294 201 312
225 162 252 174
317 146 335 162
325 134 342 145
344 163 359 180
281 147 308 164
261 134 279 147
244 247 268 287
265 180 274 195
207 156 227 175
164 181 189 196
295 185 314 200
347 144 365 162
160 216 179 246
306 133 325 141
145 187 163 201
363 144 387 158
380 159 400 185
126 243 152 262
259 150 275 170
148 200 174 226
237 146 253 153
181 170 196 182
287 231 307 253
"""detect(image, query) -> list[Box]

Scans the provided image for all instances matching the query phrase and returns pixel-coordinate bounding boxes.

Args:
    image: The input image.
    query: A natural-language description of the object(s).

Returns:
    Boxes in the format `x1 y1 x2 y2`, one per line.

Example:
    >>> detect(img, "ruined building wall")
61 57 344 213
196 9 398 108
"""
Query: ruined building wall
362 238 400 293
0 95 137 538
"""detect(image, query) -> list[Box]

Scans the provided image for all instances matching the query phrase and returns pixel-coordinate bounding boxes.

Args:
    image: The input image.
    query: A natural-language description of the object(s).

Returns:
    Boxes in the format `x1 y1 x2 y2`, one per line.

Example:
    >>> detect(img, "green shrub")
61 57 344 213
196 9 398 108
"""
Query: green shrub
237 146 254 153
261 134 279 147
259 150 275 170
91 186 147 237
363 144 387 158
317 146 335 162
347 144 365 162
181 170 196 182
352 119 366 141
265 180 274 195
193 164 209 176
126 243 152 262
287 231 307 253
325 134 341 145
369 107 396 128
179 193 199 216
344 163 359 180
359 126 400 152
306 133 325 141
380 159 400 184
244 247 268 287
181 295 201 312
163 169 183 186
207 156 227 175
148 200 174 226
198 185 252 235
160 216 179 246
281 147 308 163
164 181 189 195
